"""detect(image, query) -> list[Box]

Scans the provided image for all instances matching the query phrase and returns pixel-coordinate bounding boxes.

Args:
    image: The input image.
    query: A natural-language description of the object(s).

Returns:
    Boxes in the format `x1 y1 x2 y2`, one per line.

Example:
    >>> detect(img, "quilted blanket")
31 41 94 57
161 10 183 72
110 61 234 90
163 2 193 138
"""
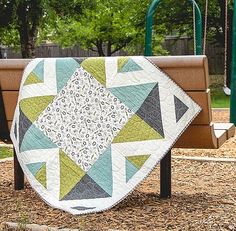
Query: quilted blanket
10 57 201 215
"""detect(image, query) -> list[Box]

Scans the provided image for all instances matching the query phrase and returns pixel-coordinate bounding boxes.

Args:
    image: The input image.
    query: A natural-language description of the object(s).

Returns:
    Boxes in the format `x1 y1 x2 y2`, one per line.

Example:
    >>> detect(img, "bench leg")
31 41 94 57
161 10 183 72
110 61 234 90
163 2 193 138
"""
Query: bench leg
14 148 24 190
0 87 10 141
160 150 171 199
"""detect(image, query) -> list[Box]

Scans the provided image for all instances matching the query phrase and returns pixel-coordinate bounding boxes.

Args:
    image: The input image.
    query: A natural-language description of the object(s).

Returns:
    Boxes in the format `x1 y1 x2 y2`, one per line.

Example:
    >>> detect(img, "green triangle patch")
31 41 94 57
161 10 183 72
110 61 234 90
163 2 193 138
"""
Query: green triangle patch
118 57 129 72
126 155 150 169
59 150 85 200
112 114 163 143
26 162 45 176
118 58 143 73
35 163 47 188
24 72 43 86
81 58 106 86
19 95 55 123
125 158 138 182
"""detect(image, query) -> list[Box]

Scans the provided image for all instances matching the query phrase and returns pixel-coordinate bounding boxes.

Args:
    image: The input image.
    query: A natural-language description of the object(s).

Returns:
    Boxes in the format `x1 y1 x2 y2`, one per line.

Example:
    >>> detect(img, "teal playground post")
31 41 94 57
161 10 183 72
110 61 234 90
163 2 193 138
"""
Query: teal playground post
230 0 236 124
144 0 202 56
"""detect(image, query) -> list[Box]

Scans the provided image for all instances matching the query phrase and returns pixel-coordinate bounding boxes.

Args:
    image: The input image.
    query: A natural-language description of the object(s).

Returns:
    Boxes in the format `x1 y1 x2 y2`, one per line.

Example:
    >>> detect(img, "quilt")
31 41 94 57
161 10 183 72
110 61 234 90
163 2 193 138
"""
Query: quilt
10 56 201 215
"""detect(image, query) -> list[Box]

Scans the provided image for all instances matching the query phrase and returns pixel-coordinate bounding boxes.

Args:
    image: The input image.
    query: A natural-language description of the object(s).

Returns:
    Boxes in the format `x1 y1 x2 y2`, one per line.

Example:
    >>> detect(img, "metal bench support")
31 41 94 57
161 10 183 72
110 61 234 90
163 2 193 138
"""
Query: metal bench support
160 150 171 198
0 87 10 141
14 149 24 190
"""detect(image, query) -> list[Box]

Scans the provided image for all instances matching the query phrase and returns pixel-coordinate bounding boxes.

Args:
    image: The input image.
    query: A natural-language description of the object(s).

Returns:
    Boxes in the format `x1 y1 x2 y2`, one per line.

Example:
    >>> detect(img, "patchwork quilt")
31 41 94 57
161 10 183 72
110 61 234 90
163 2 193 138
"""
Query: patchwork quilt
10 57 201 215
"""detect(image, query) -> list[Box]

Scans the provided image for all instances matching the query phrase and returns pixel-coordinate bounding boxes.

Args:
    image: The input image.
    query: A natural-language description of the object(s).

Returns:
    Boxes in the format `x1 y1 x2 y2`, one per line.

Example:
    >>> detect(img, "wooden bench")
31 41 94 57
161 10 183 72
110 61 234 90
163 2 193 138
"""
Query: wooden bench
0 55 235 198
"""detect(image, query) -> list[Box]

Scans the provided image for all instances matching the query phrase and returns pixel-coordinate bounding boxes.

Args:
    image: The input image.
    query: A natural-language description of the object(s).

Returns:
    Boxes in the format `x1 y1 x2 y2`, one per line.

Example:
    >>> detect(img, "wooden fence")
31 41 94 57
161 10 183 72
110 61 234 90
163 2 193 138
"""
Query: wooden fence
0 37 224 74
163 36 224 75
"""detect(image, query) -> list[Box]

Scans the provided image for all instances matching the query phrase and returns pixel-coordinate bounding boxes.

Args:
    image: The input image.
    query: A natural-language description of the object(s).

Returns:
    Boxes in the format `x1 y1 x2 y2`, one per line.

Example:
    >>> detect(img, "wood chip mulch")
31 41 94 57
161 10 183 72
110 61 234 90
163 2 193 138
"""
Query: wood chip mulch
0 110 236 231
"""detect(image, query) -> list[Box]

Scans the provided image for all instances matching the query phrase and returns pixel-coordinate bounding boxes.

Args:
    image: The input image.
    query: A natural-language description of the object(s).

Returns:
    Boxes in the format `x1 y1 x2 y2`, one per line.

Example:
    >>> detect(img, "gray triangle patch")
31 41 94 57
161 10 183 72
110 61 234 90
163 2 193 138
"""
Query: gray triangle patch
71 206 96 211
174 96 189 122
61 174 111 200
19 109 33 149
136 83 164 137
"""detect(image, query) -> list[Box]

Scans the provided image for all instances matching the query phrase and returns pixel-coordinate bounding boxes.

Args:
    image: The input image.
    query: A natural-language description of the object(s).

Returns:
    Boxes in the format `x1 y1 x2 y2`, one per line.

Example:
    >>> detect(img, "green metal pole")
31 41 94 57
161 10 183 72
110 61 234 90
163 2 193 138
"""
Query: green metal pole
230 0 236 124
144 0 202 56
193 2 202 55
144 0 161 56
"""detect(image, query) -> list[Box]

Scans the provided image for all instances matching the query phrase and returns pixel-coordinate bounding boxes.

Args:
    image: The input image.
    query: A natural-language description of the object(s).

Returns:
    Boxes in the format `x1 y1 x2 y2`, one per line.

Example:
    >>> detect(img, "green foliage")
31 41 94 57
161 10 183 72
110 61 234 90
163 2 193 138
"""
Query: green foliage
49 0 93 16
0 0 15 27
43 0 168 56
0 26 20 51
0 0 234 57
154 0 233 46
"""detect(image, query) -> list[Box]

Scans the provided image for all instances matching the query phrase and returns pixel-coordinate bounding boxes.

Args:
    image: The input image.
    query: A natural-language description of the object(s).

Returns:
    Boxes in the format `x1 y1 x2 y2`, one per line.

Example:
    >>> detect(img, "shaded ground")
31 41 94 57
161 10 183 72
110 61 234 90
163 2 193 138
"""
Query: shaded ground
0 110 235 231
210 75 230 108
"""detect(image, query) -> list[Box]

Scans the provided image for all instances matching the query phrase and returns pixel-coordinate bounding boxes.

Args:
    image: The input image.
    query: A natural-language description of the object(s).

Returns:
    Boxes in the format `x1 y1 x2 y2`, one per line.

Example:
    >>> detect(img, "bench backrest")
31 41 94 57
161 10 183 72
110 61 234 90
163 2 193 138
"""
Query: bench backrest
0 56 222 148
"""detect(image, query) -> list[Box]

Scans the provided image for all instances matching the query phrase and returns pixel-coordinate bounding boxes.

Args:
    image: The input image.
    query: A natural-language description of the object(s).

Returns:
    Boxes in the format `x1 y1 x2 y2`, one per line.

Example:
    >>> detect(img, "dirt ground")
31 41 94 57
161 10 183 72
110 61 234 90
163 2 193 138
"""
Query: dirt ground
0 110 235 231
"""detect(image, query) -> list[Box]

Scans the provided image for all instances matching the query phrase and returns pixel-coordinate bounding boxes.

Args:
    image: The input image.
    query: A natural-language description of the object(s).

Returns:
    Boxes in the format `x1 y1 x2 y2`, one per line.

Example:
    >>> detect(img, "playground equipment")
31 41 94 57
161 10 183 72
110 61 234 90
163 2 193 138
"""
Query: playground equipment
202 0 230 95
0 57 234 198
144 0 236 125
230 0 236 124
143 0 235 198
144 0 202 56
0 0 235 201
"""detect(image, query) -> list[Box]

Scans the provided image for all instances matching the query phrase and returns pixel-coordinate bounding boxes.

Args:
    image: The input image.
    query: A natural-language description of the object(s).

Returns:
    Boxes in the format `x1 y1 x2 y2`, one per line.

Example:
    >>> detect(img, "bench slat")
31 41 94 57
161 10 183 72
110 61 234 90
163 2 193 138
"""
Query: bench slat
0 56 209 91
214 129 227 148
2 89 212 126
2 91 18 121
0 69 23 91
148 56 209 91
214 123 235 139
174 123 235 149
174 125 217 149
0 56 234 150
189 90 212 125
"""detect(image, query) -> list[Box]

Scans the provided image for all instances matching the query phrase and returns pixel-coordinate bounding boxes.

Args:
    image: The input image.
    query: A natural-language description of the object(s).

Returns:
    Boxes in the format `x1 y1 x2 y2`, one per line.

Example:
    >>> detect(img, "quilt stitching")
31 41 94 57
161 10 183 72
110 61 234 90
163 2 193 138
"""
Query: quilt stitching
10 56 201 215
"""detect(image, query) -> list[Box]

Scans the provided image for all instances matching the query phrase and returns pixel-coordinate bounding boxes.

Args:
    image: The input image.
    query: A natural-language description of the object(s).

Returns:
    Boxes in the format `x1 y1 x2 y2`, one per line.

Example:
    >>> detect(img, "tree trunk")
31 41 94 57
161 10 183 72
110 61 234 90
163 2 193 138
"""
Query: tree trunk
96 40 105 56
16 1 41 58
107 40 112 56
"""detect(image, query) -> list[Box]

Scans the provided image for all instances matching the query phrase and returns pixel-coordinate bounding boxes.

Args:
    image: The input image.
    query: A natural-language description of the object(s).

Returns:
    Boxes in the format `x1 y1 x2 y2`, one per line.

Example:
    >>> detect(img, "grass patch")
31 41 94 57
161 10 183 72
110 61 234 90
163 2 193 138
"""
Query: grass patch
210 75 230 108
0 147 13 159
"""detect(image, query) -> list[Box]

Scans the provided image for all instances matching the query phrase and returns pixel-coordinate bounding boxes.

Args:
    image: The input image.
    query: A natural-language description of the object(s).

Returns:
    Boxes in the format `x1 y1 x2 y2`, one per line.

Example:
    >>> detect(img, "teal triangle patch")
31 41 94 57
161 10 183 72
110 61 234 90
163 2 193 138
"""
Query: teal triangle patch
32 60 44 82
20 124 57 152
118 58 143 73
87 146 113 196
109 82 156 112
56 58 80 93
26 162 45 176
126 158 138 182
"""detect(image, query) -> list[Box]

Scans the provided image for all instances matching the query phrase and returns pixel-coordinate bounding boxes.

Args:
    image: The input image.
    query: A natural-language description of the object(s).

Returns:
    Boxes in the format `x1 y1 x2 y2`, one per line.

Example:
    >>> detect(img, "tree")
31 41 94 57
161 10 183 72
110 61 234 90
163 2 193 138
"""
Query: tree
0 0 16 58
0 0 45 58
46 0 159 56
152 0 234 87
0 0 15 27
0 0 90 58
15 0 45 58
